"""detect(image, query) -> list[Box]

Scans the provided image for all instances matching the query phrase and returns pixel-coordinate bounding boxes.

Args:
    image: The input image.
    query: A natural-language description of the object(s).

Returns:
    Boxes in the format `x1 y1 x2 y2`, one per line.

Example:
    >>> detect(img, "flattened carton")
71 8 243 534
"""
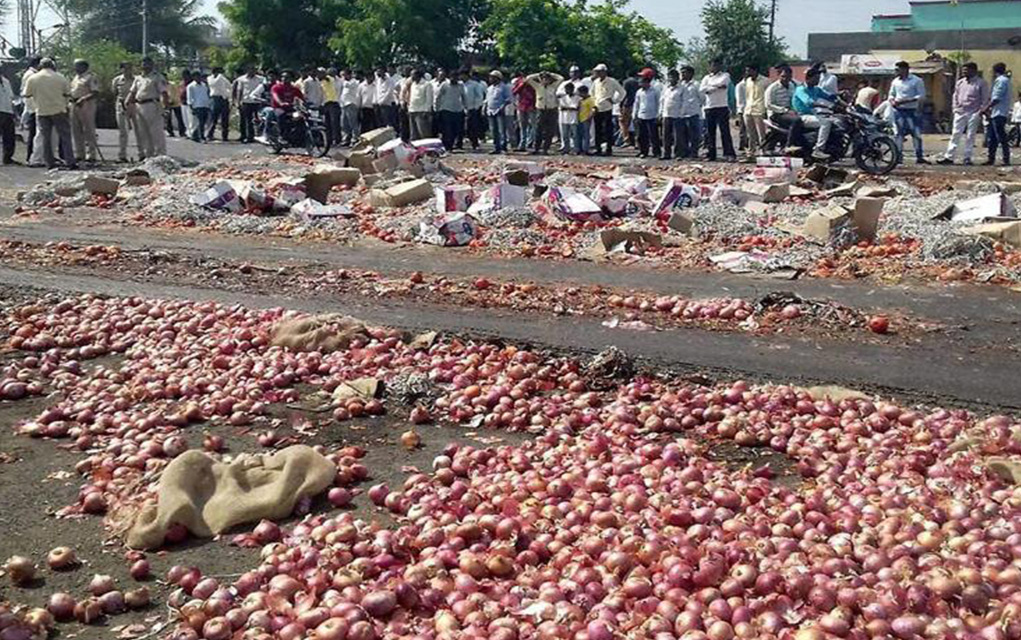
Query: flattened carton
653 181 703 216
291 199 355 222
190 181 242 212
543 187 603 222
418 213 479 246
435 185 476 214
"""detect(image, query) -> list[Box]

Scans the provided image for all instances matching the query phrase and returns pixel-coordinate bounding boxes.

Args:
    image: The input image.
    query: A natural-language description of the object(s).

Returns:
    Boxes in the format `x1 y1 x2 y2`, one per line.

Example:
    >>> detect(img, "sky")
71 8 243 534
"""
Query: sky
3 0 910 58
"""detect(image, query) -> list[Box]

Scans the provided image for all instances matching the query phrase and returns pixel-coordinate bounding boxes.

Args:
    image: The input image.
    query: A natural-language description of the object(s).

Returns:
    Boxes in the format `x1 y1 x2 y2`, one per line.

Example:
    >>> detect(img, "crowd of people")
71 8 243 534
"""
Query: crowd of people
0 54 1019 169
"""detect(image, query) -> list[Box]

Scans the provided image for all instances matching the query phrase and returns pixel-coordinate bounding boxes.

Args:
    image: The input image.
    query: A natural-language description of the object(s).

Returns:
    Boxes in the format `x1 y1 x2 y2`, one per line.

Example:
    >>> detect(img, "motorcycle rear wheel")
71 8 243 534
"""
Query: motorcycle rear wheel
855 136 899 176
306 129 331 158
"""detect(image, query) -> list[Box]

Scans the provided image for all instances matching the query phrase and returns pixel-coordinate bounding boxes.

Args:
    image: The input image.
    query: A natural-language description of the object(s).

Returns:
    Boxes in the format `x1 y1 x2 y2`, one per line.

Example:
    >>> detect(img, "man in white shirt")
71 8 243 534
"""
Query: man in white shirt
0 63 15 164
338 69 361 145
407 68 434 140
233 65 264 143
742 65 769 157
207 67 232 142
659 65 703 160
373 68 398 131
700 58 736 161
819 64 839 96
633 70 661 158
591 63 624 156
359 71 377 132
20 57 40 164
734 73 747 151
888 60 929 164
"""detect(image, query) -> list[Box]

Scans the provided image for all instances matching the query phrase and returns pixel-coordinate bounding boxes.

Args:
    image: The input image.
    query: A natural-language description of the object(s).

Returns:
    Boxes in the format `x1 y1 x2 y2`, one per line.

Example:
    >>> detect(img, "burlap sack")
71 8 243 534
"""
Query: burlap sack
270 314 369 353
127 445 335 549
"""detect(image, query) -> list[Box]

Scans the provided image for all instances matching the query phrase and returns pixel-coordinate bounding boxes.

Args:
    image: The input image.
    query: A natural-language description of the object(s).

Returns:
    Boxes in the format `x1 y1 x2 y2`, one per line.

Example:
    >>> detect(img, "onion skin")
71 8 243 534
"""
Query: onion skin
4 557 36 585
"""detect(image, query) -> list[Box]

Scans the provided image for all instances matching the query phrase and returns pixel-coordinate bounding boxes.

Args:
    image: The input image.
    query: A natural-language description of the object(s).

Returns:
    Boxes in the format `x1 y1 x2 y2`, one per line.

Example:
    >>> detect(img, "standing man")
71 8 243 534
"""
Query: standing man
128 57 169 160
234 65 264 144
734 71 747 152
742 65 769 158
985 62 1012 166
660 68 684 160
21 58 75 170
633 70 661 159
112 62 138 162
19 57 40 164
165 69 188 139
937 62 989 166
187 71 211 142
407 68 434 140
591 63 623 156
462 70 486 150
512 70 536 152
69 59 101 163
0 63 15 165
321 68 341 147
619 70 640 148
338 69 361 145
525 70 563 155
700 58 736 162
358 71 376 132
207 66 232 142
765 64 800 147
675 66 704 159
302 69 325 112
888 61 929 164
435 69 466 151
485 70 512 155
373 68 397 131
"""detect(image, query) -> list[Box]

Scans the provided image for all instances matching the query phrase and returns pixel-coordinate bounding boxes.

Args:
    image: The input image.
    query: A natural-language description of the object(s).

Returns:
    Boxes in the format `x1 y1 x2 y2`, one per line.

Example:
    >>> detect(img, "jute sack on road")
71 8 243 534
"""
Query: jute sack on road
126 445 334 549
270 314 369 353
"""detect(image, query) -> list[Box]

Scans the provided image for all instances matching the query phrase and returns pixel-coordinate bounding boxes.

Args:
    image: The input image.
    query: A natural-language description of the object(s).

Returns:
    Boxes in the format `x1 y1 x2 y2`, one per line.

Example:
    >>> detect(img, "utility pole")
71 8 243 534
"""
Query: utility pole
141 0 149 56
768 0 778 43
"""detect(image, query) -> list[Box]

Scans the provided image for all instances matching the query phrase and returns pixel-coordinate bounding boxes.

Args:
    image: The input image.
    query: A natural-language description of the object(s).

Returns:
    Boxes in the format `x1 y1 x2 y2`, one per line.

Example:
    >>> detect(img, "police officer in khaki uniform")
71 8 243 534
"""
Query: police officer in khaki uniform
69 59 101 162
112 62 140 162
128 57 168 159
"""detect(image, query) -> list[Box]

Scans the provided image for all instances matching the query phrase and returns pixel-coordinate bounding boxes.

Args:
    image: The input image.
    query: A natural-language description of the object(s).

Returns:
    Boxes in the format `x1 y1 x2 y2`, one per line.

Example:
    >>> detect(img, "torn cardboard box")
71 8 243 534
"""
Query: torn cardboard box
417 212 479 247
503 161 545 186
667 210 697 237
654 181 703 216
962 220 1021 249
543 187 603 222
291 199 355 222
739 182 790 204
347 149 378 173
304 166 361 203
757 156 804 169
935 193 1017 223
803 198 883 243
598 229 663 256
468 184 528 217
84 175 120 196
359 126 396 148
190 181 242 212
369 178 433 208
436 185 476 214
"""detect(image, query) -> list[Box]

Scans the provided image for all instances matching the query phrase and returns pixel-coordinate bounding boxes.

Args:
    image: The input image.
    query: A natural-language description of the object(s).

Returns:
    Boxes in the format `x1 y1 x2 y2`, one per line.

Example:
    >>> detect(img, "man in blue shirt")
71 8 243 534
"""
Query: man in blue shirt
985 62 1012 166
888 61 929 164
485 70 512 154
792 67 837 161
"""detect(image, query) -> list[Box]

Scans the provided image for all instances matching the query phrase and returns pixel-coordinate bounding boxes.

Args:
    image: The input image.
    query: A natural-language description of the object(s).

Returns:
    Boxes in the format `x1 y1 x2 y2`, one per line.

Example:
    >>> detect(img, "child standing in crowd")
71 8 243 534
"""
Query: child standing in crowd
577 85 594 155
557 82 580 154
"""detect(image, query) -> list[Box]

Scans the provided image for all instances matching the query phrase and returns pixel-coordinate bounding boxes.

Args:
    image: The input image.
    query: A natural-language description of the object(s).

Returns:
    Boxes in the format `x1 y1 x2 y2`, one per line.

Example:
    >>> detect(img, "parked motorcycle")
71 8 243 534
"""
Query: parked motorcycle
762 106 900 175
255 104 331 158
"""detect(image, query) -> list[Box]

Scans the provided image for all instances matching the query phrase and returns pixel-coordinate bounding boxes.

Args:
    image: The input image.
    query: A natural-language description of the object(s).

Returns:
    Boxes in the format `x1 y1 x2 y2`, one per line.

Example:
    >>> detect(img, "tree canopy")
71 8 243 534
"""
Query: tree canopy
62 0 214 55
690 0 787 78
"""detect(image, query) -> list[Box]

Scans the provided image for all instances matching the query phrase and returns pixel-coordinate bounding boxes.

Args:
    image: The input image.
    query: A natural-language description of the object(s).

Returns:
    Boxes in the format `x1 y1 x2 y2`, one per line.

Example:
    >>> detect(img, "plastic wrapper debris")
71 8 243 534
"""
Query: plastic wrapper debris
291 198 355 223
378 139 417 167
592 176 650 217
542 187 604 222
418 212 479 247
238 183 277 212
190 181 243 212
411 138 446 155
935 193 1017 223
268 178 308 210
436 185 476 214
467 184 528 217
653 181 704 217
369 178 433 208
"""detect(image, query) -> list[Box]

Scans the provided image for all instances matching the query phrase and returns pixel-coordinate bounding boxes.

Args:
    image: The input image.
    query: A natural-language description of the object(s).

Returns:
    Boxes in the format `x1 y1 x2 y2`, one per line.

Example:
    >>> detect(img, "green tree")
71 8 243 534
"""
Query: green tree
698 0 787 78
481 0 575 71
219 0 352 69
63 0 215 55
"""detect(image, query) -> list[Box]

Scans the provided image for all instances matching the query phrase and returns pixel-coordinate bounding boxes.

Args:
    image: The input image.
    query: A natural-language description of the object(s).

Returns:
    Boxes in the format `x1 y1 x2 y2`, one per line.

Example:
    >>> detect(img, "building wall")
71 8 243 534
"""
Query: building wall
911 1 1021 32
873 15 914 32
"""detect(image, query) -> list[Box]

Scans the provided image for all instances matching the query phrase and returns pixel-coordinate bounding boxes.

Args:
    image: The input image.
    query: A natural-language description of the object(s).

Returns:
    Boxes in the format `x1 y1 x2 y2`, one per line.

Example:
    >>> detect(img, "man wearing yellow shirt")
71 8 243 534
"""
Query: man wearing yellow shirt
22 58 75 170
741 65 770 157
591 63 623 156
321 68 341 147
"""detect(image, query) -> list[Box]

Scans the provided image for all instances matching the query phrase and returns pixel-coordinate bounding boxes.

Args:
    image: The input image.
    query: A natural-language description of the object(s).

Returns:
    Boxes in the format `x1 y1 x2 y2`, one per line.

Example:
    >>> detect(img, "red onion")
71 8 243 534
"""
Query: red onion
361 590 396 618
88 574 115 596
46 593 76 621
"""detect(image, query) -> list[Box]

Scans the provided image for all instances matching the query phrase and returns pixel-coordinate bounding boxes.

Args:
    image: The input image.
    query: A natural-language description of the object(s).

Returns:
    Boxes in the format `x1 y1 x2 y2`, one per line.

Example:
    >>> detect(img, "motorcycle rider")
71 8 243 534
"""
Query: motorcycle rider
765 64 804 152
791 67 838 162
267 71 304 142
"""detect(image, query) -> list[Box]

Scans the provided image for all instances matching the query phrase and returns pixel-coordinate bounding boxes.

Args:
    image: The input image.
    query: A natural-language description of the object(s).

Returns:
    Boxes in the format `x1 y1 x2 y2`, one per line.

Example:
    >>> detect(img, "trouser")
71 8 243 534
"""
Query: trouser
0 112 14 163
71 100 100 161
466 108 484 148
594 110 614 154
240 103 260 142
944 112 981 161
341 105 360 144
208 96 230 140
409 112 432 140
38 113 75 168
506 113 519 149
619 105 634 145
489 114 508 152
23 112 36 162
375 103 396 131
136 102 167 158
116 105 139 160
704 107 735 159
736 113 747 150
558 122 577 153
579 119 592 154
517 110 536 150
439 110 464 151
800 115 833 151
743 114 766 155
769 113 803 148
988 115 1011 164
664 117 697 158
636 118 661 157
360 107 376 133
191 107 209 141
323 102 341 146
893 108 924 160
165 106 185 136
535 109 557 152
399 105 410 141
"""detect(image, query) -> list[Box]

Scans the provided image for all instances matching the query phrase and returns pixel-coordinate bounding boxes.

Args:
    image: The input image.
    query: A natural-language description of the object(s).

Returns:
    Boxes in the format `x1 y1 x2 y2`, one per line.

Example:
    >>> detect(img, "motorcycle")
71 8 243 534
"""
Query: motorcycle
255 103 331 158
762 106 900 175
